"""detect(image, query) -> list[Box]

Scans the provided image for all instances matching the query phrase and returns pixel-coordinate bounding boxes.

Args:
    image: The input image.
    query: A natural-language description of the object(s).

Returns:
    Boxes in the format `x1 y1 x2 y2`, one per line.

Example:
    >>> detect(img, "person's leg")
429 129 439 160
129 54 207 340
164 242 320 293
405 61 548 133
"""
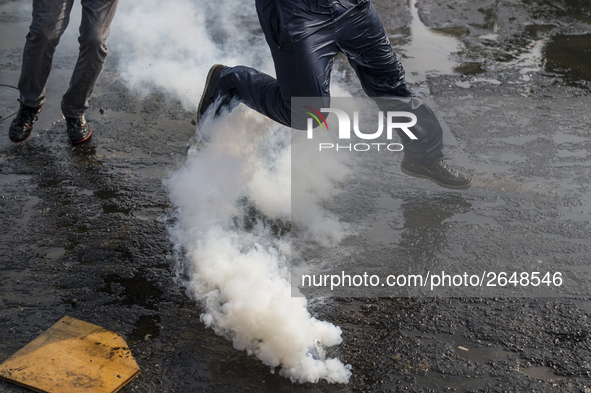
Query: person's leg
337 1 471 188
205 0 338 129
208 65 293 127
61 0 119 118
18 0 74 108
211 39 335 129
336 0 444 165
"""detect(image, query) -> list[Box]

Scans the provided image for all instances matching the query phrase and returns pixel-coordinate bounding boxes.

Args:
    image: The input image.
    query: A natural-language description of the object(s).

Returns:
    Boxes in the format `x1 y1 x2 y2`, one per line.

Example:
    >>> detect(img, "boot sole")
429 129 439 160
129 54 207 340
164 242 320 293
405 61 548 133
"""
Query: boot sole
400 164 473 190
196 64 225 126
9 132 31 143
70 129 92 144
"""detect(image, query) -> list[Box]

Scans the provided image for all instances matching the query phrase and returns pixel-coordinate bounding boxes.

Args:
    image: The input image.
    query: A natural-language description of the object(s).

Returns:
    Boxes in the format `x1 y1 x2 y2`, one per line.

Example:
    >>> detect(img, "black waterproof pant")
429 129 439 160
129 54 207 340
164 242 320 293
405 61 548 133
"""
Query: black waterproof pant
210 0 444 164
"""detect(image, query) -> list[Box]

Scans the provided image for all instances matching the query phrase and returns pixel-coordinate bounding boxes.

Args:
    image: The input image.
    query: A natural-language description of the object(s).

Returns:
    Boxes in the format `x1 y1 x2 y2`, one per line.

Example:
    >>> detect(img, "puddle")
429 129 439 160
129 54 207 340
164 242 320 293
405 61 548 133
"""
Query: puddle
3 1 591 391
65 237 80 254
479 33 500 41
0 173 32 185
103 274 163 310
18 195 40 226
386 1 591 89
556 148 588 158
363 193 403 245
102 202 131 215
519 366 570 382
363 194 478 248
38 178 62 189
301 194 478 297
129 314 161 344
400 0 460 83
432 26 470 39
537 0 591 24
132 212 159 221
410 374 487 392
96 189 130 214
544 33 591 86
451 331 570 383
476 3 500 31
332 299 381 322
453 62 486 75
445 210 497 226
451 331 576 383
472 77 502 85
94 190 121 200
495 152 527 163
455 80 472 89
33 247 66 259
552 130 589 145
453 335 514 364
388 0 591 91
402 196 472 229
500 135 539 145
394 196 473 264
364 219 399 245
525 24 556 39
70 145 103 166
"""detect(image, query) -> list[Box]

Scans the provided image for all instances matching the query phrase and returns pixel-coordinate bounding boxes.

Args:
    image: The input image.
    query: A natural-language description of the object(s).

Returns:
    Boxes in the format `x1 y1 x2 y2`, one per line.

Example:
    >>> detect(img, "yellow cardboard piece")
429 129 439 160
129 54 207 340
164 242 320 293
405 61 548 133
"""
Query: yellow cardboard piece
0 316 140 393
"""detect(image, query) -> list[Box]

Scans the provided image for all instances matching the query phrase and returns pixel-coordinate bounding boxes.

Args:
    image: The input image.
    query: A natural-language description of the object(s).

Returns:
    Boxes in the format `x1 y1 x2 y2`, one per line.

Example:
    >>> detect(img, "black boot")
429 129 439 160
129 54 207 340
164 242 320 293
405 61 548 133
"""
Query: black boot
196 64 228 125
9 101 42 143
66 114 92 144
401 156 473 189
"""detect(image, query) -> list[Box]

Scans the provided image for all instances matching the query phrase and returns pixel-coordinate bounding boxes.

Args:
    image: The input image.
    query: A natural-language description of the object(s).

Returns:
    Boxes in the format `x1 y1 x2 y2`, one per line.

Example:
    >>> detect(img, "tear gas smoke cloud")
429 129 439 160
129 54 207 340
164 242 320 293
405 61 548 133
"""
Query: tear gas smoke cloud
112 0 353 383
111 0 271 109
165 109 352 383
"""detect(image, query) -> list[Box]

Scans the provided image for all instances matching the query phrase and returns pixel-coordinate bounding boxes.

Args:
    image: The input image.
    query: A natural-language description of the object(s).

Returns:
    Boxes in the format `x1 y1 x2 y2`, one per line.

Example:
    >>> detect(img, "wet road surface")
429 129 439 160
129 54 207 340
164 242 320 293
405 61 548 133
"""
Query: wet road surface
2 0 591 391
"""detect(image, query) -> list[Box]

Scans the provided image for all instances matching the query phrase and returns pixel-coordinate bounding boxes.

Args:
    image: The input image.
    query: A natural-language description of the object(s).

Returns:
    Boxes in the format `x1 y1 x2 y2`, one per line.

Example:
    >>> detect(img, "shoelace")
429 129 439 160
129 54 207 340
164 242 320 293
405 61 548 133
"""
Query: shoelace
437 159 460 178
16 99 40 126
68 115 87 127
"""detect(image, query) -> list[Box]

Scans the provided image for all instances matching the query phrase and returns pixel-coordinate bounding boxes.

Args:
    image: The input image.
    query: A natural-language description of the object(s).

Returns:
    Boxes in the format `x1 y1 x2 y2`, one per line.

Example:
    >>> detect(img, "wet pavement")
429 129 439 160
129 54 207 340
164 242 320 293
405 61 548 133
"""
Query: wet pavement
2 0 591 392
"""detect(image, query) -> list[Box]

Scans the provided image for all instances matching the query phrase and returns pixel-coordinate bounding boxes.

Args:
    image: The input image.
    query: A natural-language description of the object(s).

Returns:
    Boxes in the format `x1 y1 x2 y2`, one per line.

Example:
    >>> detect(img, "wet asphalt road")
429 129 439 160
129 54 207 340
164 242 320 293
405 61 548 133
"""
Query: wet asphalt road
2 0 591 392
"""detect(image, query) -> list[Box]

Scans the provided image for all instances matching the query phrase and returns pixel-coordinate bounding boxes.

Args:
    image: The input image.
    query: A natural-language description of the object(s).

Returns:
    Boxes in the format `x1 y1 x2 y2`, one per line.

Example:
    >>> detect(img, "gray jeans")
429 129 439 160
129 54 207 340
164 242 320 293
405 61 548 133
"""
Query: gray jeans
18 0 119 118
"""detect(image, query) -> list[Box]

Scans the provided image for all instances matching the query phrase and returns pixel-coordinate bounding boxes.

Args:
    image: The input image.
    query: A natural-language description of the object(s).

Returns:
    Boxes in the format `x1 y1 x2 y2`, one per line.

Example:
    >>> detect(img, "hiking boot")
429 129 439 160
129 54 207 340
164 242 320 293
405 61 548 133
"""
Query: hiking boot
401 156 473 189
196 64 227 125
9 101 42 143
66 114 92 144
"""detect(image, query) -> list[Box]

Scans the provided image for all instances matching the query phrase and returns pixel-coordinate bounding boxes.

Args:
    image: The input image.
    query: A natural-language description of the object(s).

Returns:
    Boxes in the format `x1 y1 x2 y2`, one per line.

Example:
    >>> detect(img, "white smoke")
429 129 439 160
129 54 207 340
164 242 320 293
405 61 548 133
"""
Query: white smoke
165 108 352 383
112 0 353 384
111 0 271 109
